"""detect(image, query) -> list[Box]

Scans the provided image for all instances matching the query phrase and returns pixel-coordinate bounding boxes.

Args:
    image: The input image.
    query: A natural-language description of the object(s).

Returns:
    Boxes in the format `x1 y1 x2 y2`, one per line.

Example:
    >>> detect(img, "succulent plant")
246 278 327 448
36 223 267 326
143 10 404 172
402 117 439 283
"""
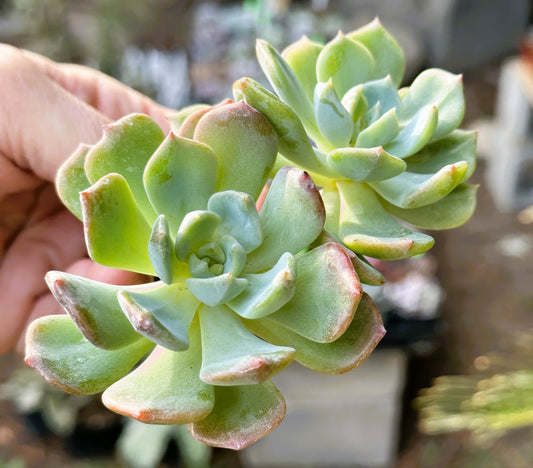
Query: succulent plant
233 18 478 261
25 102 385 449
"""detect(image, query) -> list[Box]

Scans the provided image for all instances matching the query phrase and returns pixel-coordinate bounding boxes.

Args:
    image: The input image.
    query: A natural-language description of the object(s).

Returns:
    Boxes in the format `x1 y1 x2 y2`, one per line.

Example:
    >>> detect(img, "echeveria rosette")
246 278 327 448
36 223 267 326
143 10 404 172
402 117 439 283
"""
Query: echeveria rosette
25 103 385 449
233 18 478 262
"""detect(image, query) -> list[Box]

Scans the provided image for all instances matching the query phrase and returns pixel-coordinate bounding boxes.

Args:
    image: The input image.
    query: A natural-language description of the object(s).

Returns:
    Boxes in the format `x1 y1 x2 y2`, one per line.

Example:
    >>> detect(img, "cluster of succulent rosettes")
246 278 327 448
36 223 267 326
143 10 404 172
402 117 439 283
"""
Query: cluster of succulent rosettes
233 18 478 261
25 102 386 449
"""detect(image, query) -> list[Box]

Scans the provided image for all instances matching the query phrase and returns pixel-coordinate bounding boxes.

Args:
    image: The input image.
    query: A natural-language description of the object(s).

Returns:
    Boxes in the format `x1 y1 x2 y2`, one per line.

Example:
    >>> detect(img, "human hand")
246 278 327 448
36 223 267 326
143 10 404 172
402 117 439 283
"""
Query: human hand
0 45 171 353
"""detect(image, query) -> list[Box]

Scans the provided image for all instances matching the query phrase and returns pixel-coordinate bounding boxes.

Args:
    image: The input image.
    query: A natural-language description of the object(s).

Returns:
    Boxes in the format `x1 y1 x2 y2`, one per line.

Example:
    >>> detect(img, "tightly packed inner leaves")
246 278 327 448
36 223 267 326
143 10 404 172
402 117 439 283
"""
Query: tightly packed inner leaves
25 19 476 450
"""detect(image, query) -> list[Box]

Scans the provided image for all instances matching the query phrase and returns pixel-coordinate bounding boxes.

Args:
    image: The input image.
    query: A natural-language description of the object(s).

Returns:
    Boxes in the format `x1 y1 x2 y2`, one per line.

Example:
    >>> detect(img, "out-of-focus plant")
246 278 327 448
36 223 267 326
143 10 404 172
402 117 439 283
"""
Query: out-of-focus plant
25 101 384 450
415 332 533 444
234 18 477 262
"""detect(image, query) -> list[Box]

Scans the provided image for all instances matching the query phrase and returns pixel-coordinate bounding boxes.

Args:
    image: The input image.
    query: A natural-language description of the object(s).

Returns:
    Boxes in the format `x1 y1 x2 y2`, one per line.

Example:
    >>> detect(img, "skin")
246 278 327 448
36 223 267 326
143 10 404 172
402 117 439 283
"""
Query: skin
0 44 171 353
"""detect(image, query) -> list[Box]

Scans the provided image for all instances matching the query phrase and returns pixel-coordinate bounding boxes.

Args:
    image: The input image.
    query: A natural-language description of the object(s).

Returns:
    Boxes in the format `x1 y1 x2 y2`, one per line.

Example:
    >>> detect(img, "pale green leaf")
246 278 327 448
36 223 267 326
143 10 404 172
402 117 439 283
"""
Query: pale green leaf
355 108 400 148
168 104 210 134
186 274 248 306
175 211 220 262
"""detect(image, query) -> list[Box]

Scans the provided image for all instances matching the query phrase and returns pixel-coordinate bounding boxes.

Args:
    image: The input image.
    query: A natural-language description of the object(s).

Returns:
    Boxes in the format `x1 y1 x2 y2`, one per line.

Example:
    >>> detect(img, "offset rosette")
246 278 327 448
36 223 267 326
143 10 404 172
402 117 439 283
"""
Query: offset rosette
25 105 385 449
233 18 477 261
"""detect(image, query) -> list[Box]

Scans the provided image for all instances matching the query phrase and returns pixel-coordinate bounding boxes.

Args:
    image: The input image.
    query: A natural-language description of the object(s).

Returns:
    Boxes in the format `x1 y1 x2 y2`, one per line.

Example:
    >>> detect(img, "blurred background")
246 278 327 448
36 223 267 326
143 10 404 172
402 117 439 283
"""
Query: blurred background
0 0 532 467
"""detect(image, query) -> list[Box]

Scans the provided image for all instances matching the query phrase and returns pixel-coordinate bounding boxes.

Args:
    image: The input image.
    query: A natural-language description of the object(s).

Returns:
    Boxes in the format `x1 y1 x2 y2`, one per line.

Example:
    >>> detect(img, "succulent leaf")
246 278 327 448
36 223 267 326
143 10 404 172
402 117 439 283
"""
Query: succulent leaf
102 321 215 424
327 146 406 182
25 315 153 395
347 18 405 85
177 99 234 139
267 243 361 343
84 114 164 223
143 133 219 234
245 293 385 374
245 167 325 273
186 274 248 307
55 144 91 220
168 104 210 134
193 101 278 198
355 107 400 148
189 381 286 450
218 235 247 276
228 252 296 319
80 173 154 275
316 32 375 98
400 69 464 140
207 191 263 254
118 282 199 351
198 304 295 385
175 211 221 262
337 180 434 259
361 75 401 114
45 271 143 350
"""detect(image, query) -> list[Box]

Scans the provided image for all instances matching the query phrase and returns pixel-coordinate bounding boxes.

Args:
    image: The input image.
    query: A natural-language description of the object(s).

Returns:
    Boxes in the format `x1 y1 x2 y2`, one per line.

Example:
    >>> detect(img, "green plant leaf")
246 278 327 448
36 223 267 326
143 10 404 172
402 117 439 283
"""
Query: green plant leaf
337 180 434 259
228 252 296 319
381 183 478 230
175 211 221 262
84 114 164 223
189 381 286 450
255 39 318 140
355 108 400 148
245 167 325 273
347 18 406 85
400 69 464 140
25 315 153 395
193 101 278 199
198 304 294 385
267 243 361 343
176 100 233 139
341 84 368 140
207 191 262 254
118 282 199 351
327 146 406 182
102 320 215 424
361 75 401 114
45 271 144 350
233 77 330 174
281 35 323 101
314 79 354 149
168 104 210 134
385 105 438 158
316 32 375 99
55 144 91 220
245 293 385 374
186 274 248 307
144 133 219 234
219 235 247 276
80 173 154 275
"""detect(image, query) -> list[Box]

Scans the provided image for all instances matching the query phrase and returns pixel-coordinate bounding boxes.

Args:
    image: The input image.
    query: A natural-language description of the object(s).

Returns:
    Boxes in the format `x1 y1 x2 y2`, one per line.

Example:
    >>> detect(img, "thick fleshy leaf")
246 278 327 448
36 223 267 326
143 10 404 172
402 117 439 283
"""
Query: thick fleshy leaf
244 293 385 374
370 160 468 209
321 186 341 234
281 35 323 101
84 114 164 223
45 271 144 350
193 101 278 198
355 108 400 148
148 215 187 285
255 39 318 139
244 167 325 273
80 173 154 275
176 100 233 139
175 211 221 262
342 84 368 122
347 18 406 85
327 146 406 182
314 79 354 149
56 144 91 220
316 32 375 98
25 315 153 395
381 183 478 230
168 104 210 134
385 105 438 158
228 252 296 319
198 304 294 385
233 77 330 174
186 274 248 307
219 235 247 276
189 381 286 450
118 282 199 351
207 191 262 253
400 69 464 140
361 75 401 114
267 243 361 343
337 180 434 259
144 133 219 233
102 321 215 424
